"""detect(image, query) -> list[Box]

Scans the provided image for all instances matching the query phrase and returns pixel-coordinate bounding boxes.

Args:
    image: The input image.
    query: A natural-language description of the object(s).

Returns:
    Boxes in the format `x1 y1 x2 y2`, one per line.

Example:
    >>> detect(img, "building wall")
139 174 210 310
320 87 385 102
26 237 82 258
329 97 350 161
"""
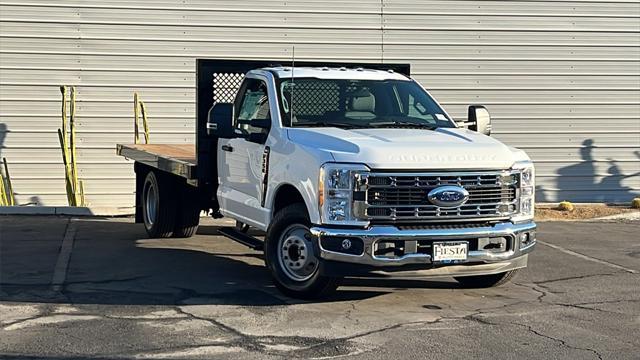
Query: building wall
0 0 639 212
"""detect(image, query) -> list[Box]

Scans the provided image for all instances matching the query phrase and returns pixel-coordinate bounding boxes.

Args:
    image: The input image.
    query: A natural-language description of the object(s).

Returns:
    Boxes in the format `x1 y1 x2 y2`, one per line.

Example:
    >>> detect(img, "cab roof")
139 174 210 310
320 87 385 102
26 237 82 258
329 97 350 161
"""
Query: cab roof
261 66 410 81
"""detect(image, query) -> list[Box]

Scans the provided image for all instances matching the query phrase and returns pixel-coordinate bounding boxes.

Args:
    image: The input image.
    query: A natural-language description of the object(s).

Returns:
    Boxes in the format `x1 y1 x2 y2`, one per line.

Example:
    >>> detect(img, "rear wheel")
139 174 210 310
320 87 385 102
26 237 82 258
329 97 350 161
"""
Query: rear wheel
142 171 176 238
454 270 519 288
173 185 200 238
265 203 340 299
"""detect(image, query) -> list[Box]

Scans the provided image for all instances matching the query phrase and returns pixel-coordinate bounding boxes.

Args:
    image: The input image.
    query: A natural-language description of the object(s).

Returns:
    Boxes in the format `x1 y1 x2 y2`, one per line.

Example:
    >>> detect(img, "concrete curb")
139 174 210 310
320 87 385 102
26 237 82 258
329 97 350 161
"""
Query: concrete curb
536 211 640 222
0 206 133 216
590 211 640 221
0 206 223 219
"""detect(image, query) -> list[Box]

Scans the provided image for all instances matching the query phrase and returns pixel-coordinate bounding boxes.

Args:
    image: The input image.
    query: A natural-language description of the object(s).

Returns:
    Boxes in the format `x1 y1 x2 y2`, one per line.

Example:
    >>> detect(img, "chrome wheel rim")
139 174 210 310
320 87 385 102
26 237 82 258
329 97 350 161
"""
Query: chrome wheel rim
277 224 318 282
144 180 158 226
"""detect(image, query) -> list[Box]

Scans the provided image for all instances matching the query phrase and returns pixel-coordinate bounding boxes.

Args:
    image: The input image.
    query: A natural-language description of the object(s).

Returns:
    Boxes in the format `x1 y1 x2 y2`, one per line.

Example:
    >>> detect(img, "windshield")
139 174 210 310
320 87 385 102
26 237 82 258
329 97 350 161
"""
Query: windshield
277 78 454 129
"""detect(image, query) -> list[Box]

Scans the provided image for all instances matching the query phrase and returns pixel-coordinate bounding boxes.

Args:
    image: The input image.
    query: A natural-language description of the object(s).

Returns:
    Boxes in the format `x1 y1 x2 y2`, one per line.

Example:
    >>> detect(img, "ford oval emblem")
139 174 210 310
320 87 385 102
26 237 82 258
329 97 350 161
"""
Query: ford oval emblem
427 186 469 208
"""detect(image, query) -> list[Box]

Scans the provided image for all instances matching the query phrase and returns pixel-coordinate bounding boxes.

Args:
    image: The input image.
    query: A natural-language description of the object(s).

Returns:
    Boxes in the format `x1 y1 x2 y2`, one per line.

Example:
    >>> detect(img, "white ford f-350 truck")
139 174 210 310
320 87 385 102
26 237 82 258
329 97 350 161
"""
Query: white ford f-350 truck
118 59 536 298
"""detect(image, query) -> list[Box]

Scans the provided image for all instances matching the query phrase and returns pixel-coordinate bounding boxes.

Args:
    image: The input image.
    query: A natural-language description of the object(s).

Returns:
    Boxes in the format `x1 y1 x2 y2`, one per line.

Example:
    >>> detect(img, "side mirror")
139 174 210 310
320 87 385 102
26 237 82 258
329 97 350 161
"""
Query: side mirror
207 103 235 138
238 118 270 129
468 105 492 136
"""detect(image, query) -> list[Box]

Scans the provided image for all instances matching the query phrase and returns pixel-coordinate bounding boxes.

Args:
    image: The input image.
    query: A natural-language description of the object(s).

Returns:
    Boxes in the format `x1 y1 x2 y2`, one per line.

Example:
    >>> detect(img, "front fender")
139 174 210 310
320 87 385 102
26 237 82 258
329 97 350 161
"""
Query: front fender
266 142 334 225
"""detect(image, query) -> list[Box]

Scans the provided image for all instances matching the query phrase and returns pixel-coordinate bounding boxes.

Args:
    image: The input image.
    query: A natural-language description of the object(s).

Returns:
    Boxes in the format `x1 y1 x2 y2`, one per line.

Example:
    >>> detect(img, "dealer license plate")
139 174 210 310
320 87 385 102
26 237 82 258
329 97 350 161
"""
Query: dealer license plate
433 241 468 262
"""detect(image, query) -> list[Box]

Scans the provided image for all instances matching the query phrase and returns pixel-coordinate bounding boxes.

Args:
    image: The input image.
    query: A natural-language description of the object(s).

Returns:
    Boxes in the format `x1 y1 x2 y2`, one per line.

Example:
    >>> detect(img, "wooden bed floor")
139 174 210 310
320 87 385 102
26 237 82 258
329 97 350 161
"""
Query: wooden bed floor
124 144 196 165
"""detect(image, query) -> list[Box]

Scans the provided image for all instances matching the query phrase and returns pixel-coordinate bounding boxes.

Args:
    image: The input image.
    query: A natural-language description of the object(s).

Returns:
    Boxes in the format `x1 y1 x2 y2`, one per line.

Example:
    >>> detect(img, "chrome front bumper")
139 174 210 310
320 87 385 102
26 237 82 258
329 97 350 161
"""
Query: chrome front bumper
310 221 536 274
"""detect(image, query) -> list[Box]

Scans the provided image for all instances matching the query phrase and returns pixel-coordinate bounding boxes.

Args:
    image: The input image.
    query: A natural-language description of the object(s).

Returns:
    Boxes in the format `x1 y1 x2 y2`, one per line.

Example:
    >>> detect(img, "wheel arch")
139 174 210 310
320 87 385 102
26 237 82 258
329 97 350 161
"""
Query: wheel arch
269 183 313 220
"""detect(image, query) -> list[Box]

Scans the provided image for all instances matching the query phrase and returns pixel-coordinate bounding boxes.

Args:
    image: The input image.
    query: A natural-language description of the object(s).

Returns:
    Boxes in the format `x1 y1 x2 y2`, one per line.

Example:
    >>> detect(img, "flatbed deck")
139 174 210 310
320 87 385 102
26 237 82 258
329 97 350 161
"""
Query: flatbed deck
117 144 197 180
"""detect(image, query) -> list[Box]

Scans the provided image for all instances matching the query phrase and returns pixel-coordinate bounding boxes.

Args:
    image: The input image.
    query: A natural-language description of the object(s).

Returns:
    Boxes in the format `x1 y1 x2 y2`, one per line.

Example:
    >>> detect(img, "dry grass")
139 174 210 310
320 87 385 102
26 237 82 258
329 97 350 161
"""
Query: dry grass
535 204 639 221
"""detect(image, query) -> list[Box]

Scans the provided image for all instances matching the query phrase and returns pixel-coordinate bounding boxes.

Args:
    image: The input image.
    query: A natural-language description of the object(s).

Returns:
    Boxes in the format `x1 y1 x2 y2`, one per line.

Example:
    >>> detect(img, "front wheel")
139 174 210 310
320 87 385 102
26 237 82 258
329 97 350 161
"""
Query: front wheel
454 270 519 288
265 203 340 299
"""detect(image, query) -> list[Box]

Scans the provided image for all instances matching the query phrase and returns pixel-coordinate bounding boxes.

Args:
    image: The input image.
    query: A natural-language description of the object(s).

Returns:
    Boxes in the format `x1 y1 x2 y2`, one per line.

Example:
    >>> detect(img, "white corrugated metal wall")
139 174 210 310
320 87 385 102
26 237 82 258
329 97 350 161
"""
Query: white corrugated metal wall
0 0 639 212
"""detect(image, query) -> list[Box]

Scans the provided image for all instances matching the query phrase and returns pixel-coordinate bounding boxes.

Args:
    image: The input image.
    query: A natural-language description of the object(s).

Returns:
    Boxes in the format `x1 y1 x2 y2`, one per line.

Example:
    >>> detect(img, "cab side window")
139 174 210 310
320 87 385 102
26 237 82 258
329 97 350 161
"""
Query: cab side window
236 79 271 135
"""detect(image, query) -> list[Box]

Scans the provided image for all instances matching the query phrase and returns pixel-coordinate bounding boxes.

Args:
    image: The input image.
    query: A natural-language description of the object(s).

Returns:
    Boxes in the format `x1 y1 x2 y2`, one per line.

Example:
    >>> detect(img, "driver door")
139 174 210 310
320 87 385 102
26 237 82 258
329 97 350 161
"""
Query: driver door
217 77 272 228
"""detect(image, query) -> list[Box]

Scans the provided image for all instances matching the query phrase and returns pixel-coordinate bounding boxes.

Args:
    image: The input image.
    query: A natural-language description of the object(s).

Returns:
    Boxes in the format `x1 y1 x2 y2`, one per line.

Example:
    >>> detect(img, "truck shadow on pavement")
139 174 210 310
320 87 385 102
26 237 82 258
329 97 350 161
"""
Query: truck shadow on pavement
0 218 460 308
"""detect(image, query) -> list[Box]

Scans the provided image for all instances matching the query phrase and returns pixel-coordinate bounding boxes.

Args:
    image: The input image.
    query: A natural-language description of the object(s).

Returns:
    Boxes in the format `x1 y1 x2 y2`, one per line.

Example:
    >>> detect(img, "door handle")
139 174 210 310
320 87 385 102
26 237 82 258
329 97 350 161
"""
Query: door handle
221 145 234 152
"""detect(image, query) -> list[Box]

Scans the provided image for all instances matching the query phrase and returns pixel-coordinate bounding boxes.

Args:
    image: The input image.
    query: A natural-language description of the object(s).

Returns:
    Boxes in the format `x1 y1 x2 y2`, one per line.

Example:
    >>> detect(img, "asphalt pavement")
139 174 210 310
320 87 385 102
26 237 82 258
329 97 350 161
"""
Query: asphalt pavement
0 216 638 360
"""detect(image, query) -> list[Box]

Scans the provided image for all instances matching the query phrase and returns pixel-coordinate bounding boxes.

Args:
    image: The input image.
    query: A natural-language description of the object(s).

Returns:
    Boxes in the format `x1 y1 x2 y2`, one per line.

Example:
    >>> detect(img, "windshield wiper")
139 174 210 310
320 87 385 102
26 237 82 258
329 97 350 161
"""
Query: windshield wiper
369 121 437 130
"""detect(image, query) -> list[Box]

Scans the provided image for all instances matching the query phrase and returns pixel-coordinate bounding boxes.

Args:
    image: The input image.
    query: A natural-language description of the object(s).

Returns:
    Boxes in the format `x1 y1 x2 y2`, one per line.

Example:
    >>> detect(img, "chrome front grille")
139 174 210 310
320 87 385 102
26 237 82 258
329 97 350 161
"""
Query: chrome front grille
357 172 519 221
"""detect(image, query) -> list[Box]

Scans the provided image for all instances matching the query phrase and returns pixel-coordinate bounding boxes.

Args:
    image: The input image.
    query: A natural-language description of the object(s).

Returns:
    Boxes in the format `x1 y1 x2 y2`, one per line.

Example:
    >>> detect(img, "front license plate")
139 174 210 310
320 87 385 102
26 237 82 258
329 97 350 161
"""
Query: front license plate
433 241 468 262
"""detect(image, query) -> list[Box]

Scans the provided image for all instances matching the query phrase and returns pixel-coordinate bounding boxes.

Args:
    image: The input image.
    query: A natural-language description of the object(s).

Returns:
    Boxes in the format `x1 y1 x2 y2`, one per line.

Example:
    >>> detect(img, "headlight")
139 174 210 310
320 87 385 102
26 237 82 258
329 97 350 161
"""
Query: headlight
319 163 369 225
512 162 535 222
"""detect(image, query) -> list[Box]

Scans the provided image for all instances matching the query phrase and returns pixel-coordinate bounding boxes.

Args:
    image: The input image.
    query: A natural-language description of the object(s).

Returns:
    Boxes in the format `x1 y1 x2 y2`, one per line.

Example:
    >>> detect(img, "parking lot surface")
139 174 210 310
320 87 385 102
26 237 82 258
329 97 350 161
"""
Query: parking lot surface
1 216 638 360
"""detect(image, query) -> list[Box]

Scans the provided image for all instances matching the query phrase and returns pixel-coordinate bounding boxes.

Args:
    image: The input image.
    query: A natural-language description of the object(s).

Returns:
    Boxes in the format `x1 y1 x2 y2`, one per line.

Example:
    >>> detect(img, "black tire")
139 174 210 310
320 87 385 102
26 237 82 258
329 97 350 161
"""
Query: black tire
173 184 200 238
454 270 519 288
265 203 340 299
142 171 176 238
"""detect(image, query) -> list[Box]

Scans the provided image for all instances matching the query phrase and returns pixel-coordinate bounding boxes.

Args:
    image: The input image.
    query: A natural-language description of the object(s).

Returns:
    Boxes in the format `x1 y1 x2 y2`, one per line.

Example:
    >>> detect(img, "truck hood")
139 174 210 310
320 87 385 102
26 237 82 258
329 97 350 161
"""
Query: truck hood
287 127 520 170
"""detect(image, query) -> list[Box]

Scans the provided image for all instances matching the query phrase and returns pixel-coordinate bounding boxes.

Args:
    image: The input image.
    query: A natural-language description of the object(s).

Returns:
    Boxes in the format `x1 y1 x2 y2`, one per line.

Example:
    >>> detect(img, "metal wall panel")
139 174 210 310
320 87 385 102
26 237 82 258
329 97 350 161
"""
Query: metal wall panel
0 0 638 211
383 0 640 204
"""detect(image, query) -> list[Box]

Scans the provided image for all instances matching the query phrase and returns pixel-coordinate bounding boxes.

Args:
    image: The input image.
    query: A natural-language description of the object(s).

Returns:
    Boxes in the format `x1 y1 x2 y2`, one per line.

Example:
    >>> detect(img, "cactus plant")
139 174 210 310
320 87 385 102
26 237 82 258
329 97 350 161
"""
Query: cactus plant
558 201 575 212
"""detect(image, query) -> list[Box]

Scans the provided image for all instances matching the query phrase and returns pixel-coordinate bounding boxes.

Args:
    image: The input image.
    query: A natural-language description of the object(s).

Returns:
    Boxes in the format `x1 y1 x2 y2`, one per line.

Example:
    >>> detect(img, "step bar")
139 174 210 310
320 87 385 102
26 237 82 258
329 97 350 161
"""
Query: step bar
217 227 264 251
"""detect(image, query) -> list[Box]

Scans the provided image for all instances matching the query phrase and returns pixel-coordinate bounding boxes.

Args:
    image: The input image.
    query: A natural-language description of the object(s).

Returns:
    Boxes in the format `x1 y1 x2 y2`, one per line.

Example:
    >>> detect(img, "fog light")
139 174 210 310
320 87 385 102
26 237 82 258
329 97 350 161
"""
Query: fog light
520 232 534 248
320 236 364 256
479 237 508 252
